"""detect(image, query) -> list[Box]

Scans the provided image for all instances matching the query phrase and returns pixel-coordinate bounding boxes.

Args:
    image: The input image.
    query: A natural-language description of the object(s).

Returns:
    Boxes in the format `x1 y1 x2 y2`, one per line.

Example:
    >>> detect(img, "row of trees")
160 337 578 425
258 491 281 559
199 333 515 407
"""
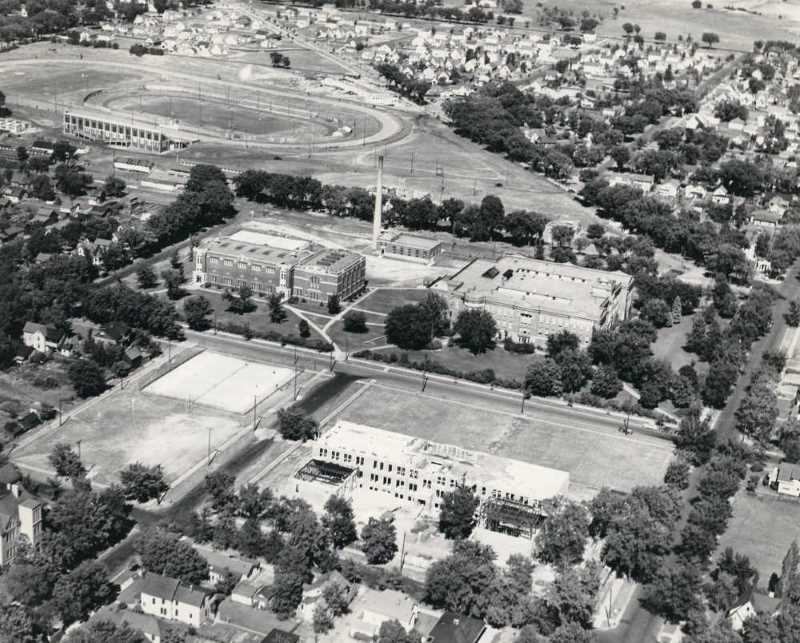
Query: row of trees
233 168 552 246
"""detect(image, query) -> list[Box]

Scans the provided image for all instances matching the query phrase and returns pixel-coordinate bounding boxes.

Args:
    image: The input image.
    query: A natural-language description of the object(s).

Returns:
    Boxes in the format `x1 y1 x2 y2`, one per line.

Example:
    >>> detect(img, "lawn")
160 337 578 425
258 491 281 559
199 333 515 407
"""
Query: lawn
179 289 322 341
716 490 800 583
401 343 531 382
356 288 430 314
652 314 695 372
338 384 674 493
328 320 387 353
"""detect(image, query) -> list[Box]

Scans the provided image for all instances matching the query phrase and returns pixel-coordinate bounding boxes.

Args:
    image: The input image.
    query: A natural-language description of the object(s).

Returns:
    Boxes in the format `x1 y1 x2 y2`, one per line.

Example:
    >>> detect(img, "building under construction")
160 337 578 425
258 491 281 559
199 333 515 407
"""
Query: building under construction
302 421 569 536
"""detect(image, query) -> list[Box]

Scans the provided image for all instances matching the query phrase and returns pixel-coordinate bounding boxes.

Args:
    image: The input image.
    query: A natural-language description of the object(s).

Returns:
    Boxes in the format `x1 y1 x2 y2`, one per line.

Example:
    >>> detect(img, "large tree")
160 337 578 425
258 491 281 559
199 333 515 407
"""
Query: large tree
277 408 318 441
52 561 116 625
453 309 497 354
439 486 480 540
119 462 169 503
183 295 213 331
322 495 357 549
536 499 590 566
425 540 497 618
0 604 46 643
49 443 86 479
360 517 397 564
134 527 208 584
385 304 435 350
68 358 106 398
525 356 563 397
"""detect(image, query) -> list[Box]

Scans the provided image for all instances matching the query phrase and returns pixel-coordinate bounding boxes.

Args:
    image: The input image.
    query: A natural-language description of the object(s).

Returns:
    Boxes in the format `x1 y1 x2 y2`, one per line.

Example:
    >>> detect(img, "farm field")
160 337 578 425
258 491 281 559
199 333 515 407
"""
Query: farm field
716 490 800 583
337 384 673 493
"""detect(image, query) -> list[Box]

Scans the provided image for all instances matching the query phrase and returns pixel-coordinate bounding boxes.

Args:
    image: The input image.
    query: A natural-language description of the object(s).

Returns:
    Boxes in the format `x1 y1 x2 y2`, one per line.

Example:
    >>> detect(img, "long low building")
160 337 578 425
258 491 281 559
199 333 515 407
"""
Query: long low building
62 106 194 153
435 256 634 346
309 421 569 512
192 231 365 302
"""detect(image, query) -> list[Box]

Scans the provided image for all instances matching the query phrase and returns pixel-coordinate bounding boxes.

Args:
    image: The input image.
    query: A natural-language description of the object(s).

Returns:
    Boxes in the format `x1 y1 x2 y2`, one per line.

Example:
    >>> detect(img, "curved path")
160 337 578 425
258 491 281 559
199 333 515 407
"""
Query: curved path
0 56 409 151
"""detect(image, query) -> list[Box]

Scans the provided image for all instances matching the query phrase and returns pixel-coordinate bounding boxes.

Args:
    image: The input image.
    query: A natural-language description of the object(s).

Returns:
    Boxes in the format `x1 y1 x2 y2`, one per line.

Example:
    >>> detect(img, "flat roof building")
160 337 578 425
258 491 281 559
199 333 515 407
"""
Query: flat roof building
63 106 194 153
379 232 444 265
310 421 569 512
193 231 365 302
435 256 633 346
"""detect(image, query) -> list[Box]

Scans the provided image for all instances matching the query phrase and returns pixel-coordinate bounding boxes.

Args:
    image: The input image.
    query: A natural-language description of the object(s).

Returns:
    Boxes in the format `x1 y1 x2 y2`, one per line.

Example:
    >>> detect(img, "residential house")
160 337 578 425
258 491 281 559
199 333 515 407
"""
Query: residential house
727 601 757 632
429 612 487 643
684 183 707 201
773 463 800 497
91 606 164 643
22 322 64 353
349 588 419 639
750 209 782 228
199 546 259 585
653 180 680 202
140 572 210 626
711 185 730 206
0 464 44 565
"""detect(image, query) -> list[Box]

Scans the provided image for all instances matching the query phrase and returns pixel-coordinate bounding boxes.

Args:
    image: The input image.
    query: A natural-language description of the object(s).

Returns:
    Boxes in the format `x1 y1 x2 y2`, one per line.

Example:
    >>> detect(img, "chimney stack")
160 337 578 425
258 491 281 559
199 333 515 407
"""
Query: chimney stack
373 154 384 249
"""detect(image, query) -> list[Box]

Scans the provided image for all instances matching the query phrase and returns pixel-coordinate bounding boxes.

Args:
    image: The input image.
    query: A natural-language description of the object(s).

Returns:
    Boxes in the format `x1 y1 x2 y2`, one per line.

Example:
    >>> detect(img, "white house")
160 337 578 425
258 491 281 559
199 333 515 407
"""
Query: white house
140 573 210 626
22 322 63 354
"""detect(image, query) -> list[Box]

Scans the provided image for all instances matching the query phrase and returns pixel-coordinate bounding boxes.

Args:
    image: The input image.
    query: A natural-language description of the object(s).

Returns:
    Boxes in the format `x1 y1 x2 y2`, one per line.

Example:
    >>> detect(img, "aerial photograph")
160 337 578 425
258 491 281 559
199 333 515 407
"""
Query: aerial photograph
0 0 799 641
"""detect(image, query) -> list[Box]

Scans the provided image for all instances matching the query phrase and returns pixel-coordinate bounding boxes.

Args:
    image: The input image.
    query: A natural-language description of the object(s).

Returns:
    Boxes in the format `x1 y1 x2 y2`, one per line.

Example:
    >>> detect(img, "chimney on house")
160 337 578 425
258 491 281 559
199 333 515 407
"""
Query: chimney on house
373 154 384 249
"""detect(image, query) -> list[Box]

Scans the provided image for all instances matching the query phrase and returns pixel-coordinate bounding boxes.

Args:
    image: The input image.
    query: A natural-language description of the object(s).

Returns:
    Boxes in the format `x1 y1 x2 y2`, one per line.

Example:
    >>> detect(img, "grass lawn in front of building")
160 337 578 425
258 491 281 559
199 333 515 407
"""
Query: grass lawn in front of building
180 289 321 340
652 314 696 372
356 288 431 314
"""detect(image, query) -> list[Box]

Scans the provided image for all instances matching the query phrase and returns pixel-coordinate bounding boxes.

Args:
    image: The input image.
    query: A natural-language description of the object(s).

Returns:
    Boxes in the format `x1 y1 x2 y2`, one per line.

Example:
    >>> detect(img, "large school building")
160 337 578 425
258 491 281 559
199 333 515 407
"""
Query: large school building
192 230 366 302
435 256 634 346
307 421 570 516
62 106 193 152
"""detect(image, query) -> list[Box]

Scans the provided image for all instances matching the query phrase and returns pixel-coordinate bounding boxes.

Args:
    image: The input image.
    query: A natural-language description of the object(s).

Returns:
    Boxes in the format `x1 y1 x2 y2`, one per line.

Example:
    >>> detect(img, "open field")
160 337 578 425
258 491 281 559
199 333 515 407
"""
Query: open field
12 378 245 487
107 95 318 137
228 47 351 76
716 490 800 583
0 64 150 100
144 351 294 414
356 288 430 314
337 384 673 493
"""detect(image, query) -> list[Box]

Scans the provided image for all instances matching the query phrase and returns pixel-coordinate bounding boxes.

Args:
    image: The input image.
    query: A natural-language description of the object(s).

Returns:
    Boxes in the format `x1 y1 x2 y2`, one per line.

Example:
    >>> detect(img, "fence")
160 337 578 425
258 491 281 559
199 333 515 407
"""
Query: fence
137 345 205 391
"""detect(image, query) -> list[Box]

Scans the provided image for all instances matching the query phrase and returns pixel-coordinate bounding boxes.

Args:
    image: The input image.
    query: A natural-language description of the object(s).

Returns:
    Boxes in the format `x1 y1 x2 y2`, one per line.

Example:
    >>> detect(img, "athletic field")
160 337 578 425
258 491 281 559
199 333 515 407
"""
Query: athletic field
144 351 294 414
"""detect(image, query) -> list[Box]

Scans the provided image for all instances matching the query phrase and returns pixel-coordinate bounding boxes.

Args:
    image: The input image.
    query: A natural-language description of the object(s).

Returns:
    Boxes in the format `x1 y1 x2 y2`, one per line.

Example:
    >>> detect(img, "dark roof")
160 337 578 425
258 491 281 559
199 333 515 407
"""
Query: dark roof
263 629 300 643
140 573 180 600
429 612 486 643
22 322 63 343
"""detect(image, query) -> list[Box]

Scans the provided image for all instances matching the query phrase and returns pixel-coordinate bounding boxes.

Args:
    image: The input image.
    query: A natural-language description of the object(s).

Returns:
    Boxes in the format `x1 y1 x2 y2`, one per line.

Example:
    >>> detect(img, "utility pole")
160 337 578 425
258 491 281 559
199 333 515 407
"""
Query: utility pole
253 395 257 430
399 531 407 573
421 371 428 392
410 151 414 176
58 399 63 427
76 440 82 460
207 427 211 466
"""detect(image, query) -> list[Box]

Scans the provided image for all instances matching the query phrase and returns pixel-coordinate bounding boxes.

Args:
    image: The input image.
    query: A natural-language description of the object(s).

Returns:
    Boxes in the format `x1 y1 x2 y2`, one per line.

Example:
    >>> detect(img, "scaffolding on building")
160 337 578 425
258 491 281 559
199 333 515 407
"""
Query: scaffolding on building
478 496 546 539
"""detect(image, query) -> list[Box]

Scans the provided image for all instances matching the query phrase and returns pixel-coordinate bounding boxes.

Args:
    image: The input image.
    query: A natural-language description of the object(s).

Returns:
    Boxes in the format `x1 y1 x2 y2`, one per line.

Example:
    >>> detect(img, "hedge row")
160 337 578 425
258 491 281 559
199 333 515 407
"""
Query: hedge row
218 321 334 352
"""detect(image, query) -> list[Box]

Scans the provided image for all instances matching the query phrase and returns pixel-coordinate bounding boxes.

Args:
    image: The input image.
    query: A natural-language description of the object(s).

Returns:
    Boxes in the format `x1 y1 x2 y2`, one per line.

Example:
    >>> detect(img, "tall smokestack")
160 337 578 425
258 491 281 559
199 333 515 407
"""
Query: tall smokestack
373 154 383 248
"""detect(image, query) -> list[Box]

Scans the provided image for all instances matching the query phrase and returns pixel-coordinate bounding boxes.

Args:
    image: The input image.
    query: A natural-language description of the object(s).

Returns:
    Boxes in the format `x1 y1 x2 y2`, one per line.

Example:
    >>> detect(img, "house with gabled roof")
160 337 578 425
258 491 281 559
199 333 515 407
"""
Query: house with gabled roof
22 321 63 354
140 572 210 626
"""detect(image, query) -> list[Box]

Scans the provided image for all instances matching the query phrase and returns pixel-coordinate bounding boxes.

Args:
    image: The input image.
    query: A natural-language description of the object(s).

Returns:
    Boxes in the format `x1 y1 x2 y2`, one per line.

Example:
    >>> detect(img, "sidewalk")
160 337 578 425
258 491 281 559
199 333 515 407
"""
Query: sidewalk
593 574 638 630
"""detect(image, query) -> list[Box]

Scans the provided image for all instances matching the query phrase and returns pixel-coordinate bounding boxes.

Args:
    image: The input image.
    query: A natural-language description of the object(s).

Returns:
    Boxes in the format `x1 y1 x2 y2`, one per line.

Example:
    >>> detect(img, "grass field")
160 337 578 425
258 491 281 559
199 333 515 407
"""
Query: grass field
109 95 310 136
0 65 148 100
356 288 430 314
179 289 320 340
338 384 673 492
328 321 387 352
401 343 532 381
12 378 245 487
716 490 800 583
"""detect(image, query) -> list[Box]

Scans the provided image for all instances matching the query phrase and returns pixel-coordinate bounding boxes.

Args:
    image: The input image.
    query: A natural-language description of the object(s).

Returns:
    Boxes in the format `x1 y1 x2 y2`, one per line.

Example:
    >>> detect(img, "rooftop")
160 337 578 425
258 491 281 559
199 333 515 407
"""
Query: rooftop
201 236 313 265
319 421 570 501
388 233 444 250
299 247 363 274
228 229 310 251
429 611 487 643
777 463 800 482
443 256 632 320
